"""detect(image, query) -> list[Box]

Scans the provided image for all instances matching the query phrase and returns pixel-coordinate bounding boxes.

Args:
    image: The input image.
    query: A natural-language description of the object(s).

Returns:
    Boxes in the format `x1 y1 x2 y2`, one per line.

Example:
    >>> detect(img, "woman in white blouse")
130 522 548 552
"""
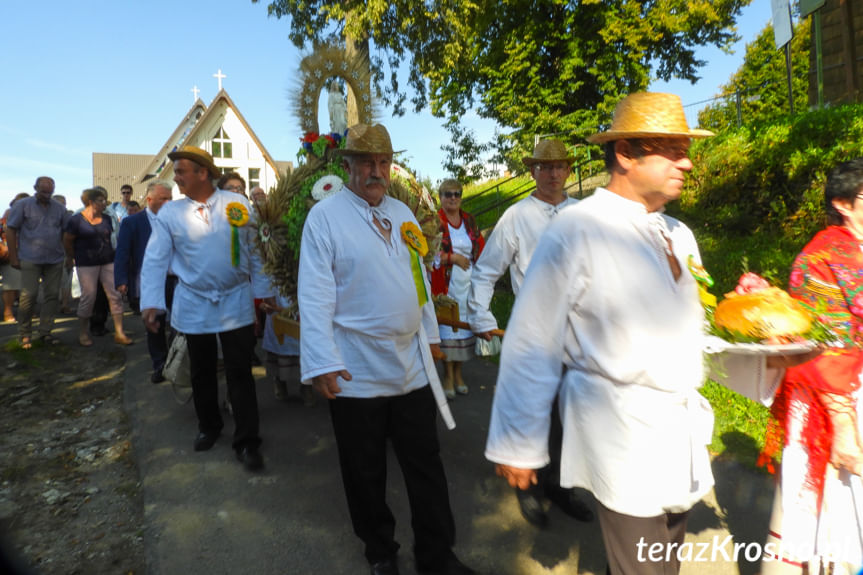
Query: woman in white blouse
430 179 485 399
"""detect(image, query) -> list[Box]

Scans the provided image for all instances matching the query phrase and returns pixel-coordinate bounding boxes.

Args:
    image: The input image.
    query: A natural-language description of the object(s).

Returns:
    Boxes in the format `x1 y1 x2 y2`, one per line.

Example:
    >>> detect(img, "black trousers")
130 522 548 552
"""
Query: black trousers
328 385 456 568
146 276 177 373
597 503 689 575
186 323 261 451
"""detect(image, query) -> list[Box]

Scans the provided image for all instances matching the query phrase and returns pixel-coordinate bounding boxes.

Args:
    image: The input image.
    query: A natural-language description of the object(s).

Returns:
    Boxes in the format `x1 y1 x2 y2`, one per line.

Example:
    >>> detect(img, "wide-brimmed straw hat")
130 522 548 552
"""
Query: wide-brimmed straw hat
586 92 714 144
167 146 221 179
338 123 405 156
522 139 576 167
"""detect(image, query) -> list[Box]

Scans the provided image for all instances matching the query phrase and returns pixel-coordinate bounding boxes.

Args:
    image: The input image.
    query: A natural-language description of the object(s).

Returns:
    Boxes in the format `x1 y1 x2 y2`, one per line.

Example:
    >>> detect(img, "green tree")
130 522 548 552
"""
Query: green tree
255 0 750 175
698 18 810 131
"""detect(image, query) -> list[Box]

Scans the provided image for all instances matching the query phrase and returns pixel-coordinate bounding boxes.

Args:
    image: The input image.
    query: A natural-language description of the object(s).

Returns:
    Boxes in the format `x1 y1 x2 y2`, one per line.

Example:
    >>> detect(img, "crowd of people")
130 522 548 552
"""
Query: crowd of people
4 91 863 575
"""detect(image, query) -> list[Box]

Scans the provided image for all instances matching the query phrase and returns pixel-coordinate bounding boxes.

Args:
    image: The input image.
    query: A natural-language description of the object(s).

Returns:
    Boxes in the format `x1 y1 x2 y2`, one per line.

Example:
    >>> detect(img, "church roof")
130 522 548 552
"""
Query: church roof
138 90 284 183
137 99 208 183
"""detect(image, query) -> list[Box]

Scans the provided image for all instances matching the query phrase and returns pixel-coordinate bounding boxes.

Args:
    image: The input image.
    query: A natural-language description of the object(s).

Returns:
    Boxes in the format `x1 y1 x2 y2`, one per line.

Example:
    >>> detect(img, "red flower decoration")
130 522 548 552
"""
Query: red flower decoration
734 272 770 295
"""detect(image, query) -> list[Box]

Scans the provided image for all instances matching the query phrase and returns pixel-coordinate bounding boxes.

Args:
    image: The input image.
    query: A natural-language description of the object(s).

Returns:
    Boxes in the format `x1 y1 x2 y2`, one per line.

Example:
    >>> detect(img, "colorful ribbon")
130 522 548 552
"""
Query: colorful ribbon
408 246 429 307
230 225 240 267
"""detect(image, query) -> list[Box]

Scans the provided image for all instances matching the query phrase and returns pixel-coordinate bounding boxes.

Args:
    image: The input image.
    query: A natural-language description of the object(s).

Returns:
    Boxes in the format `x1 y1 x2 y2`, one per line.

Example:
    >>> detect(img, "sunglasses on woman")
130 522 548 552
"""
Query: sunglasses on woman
442 191 462 199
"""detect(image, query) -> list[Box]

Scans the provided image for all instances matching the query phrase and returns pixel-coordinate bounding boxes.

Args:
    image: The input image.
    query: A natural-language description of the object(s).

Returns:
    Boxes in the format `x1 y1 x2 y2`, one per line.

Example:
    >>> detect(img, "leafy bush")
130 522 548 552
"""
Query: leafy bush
674 103 863 295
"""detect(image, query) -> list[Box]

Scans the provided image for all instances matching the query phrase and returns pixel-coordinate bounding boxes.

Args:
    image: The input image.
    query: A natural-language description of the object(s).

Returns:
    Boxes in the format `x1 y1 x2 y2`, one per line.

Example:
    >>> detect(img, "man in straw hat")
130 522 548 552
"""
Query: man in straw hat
467 139 591 528
140 145 273 472
484 93 798 574
298 124 475 575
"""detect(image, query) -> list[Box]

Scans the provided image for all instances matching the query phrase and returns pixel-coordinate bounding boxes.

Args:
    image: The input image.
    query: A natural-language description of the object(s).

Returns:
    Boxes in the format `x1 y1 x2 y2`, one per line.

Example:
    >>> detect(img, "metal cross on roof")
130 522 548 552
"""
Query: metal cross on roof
191 85 200 102
213 69 226 91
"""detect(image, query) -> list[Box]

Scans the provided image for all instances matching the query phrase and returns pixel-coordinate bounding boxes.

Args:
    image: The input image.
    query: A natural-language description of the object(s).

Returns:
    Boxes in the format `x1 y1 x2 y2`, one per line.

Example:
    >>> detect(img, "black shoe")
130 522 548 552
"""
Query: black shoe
91 326 109 337
236 446 264 471
370 556 399 575
193 432 219 452
151 370 166 384
515 489 548 528
546 486 594 522
417 553 476 575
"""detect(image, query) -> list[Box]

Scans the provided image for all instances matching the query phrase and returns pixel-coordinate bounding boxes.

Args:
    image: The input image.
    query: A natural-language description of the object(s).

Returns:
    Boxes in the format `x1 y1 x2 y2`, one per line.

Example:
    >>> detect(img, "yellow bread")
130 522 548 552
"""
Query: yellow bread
713 287 812 339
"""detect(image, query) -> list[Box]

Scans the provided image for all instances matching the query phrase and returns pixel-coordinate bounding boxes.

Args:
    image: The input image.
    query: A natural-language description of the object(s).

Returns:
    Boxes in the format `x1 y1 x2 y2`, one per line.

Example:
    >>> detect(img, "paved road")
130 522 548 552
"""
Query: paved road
2 313 777 574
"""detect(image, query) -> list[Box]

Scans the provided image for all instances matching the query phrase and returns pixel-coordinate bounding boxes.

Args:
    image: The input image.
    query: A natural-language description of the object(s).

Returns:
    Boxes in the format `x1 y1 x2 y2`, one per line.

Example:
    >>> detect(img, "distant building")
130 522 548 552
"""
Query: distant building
93 90 291 203
808 0 863 105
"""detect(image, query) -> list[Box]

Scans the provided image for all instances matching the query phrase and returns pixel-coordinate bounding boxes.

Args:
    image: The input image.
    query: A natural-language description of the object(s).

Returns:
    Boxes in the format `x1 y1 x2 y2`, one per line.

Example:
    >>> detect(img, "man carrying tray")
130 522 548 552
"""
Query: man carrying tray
298 123 475 575
485 92 815 574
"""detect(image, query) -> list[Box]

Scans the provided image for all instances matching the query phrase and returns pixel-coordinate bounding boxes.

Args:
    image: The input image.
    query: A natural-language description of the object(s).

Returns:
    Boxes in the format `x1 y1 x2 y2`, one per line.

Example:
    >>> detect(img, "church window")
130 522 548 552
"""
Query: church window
212 127 232 159
249 168 260 190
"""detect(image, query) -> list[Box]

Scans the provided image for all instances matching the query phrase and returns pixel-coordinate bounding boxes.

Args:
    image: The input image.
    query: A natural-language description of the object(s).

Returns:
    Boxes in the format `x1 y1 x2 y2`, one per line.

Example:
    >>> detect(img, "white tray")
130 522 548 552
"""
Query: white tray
703 335 817 356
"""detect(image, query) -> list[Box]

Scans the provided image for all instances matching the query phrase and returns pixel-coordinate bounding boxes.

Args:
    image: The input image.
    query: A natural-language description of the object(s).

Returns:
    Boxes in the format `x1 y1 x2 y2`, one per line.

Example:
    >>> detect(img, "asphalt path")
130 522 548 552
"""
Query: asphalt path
1 313 777 574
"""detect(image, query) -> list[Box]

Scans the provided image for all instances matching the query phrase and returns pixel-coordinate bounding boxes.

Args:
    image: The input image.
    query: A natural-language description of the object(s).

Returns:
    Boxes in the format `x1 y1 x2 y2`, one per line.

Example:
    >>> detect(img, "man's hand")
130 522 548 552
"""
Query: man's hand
475 331 493 341
495 464 538 491
63 256 73 271
142 308 161 334
116 284 127 295
9 255 20 270
430 343 445 361
312 370 352 400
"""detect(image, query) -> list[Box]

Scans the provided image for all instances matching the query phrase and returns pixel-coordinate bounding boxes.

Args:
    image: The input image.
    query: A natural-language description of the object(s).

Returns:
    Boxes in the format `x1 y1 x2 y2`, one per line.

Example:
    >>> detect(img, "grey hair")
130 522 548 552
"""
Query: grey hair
146 180 173 196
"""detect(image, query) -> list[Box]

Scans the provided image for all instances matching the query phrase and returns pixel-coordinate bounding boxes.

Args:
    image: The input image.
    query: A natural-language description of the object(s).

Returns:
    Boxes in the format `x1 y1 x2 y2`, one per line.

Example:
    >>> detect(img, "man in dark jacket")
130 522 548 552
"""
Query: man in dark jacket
115 180 173 382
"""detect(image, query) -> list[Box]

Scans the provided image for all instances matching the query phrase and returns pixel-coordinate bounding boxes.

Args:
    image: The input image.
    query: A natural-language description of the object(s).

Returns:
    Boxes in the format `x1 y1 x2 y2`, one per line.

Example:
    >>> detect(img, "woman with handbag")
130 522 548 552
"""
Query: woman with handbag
64 187 131 347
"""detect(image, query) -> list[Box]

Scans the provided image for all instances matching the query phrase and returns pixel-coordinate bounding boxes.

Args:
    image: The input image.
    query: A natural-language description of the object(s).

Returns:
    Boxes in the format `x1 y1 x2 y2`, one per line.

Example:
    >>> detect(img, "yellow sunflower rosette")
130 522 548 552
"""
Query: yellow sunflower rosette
401 221 430 306
226 202 249 227
226 202 250 266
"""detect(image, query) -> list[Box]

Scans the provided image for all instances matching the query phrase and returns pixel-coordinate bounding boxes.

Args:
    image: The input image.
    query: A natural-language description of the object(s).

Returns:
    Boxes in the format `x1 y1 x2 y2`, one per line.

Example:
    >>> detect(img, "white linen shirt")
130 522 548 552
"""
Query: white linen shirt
485 188 718 517
468 194 578 333
139 189 268 334
298 189 443 400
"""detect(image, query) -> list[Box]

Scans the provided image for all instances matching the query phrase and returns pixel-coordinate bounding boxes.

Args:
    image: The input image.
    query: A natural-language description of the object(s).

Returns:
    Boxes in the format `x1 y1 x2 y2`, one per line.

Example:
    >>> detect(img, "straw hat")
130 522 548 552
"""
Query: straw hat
586 93 714 144
167 146 221 179
339 123 405 156
523 139 576 167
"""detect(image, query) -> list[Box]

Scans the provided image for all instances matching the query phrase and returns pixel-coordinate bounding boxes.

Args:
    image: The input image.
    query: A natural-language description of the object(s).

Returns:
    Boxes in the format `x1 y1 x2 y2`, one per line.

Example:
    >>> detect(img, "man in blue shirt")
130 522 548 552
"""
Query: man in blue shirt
6 176 69 348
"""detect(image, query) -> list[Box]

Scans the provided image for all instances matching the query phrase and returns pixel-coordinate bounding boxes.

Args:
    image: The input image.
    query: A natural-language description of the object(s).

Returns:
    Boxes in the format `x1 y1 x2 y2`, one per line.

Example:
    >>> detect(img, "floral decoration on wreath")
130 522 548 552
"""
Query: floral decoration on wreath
311 174 344 201
226 202 249 266
302 131 344 160
258 222 271 244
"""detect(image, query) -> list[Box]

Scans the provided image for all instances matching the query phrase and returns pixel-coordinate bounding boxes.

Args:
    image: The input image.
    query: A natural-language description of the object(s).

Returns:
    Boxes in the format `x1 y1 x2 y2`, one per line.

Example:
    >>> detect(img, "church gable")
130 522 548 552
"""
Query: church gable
151 90 285 193
92 84 290 201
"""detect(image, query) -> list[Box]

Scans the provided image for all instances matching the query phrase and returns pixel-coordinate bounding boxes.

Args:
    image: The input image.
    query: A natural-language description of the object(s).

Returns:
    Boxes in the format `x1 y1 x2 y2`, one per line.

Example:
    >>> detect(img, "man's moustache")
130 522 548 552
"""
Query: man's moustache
365 178 387 187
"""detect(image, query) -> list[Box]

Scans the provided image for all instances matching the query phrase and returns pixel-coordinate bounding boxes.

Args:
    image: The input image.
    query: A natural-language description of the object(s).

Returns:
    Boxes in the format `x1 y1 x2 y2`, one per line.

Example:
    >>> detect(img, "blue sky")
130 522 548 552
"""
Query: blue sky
1 0 775 211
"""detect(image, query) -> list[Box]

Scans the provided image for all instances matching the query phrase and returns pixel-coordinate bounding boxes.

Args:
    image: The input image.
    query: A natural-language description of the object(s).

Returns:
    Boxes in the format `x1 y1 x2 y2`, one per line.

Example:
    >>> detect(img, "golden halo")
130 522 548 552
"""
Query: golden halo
291 43 379 134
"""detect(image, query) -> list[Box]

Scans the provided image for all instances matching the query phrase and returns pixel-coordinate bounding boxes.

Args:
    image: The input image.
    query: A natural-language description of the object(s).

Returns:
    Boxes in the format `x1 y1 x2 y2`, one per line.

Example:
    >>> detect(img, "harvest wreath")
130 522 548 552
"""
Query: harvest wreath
252 44 440 326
